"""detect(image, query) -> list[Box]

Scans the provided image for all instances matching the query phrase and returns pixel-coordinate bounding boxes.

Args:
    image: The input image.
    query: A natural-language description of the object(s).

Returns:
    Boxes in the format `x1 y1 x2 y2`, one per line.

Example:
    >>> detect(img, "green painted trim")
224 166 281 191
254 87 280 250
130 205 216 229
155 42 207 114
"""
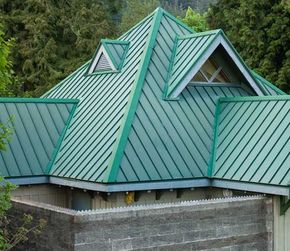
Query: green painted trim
161 8 195 34
105 8 164 183
179 29 221 40
252 70 287 95
103 40 130 70
219 95 290 103
0 98 79 104
166 31 220 98
207 98 221 177
280 196 290 215
163 35 179 99
45 103 78 174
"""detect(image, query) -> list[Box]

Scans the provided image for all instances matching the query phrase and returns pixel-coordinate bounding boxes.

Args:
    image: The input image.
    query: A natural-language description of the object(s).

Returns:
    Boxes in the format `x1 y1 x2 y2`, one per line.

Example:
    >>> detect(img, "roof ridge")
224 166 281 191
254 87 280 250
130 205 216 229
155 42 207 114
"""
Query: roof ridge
104 8 164 183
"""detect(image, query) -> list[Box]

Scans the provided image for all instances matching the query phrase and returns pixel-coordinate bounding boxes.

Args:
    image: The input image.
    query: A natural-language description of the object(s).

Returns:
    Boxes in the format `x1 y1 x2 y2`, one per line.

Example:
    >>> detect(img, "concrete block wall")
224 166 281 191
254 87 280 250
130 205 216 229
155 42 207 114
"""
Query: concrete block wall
9 195 273 251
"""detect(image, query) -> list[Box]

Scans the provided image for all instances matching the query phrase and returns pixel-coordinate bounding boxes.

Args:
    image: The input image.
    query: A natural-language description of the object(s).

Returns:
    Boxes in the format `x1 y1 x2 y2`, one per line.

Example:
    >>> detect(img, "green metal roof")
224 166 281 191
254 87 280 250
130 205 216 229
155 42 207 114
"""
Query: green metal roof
0 99 78 177
1 8 289 195
212 96 290 186
45 10 158 182
100 39 130 71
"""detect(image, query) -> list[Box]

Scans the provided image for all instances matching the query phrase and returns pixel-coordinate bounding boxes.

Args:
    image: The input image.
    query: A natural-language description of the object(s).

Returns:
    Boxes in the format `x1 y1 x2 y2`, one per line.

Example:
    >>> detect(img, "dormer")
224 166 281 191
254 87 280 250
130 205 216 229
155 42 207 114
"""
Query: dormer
164 30 267 99
87 39 130 74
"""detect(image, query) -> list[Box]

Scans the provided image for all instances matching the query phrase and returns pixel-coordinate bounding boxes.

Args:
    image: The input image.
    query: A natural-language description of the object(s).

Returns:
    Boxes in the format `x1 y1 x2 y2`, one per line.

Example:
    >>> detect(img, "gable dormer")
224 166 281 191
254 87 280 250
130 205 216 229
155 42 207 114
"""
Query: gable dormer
164 30 267 99
87 39 130 74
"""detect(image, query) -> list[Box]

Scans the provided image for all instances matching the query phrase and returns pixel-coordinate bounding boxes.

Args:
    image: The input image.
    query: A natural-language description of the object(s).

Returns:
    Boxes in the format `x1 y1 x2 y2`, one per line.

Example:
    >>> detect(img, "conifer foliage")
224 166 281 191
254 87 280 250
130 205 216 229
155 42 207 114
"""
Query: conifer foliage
0 0 116 96
207 0 290 93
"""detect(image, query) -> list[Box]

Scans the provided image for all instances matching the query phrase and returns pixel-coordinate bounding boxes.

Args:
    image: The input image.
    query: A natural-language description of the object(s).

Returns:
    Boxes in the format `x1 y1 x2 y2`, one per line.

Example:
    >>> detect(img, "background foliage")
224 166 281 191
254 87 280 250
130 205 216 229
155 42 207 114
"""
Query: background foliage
207 0 290 93
0 0 289 96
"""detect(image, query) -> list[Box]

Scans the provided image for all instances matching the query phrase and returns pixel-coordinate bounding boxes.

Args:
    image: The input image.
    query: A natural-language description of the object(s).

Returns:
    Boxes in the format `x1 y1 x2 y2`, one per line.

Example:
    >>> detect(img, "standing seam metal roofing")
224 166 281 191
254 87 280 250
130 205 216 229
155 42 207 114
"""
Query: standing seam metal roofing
213 96 290 186
0 99 78 177
2 8 288 195
46 11 158 182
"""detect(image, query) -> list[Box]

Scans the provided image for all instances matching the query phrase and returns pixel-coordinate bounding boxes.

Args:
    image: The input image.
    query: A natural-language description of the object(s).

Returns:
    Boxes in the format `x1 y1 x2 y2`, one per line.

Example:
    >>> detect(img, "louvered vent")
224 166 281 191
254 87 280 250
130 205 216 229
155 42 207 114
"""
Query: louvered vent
94 53 112 72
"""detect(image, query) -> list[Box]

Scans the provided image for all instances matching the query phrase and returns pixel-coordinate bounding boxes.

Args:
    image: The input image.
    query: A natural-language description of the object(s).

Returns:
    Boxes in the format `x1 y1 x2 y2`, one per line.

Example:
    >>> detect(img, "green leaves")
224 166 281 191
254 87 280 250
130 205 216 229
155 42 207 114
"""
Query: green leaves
0 0 116 97
180 7 209 32
207 0 290 93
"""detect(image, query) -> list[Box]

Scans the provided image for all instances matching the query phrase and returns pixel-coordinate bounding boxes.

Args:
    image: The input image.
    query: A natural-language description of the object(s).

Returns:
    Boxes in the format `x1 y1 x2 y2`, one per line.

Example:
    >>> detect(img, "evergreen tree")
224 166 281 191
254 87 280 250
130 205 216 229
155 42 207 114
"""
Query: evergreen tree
180 7 209 32
0 0 116 96
207 0 290 93
119 0 160 35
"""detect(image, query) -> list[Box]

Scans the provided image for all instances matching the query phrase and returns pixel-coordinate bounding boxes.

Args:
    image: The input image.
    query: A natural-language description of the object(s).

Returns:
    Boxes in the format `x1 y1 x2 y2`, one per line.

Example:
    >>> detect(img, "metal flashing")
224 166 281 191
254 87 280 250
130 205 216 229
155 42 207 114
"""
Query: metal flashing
49 176 211 192
212 179 289 196
6 176 49 185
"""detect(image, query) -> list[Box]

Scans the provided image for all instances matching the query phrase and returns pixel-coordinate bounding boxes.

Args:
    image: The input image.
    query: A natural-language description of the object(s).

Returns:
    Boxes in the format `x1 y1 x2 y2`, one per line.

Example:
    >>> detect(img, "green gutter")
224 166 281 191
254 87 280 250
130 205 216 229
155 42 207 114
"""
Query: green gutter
45 102 79 174
207 98 221 177
105 8 164 182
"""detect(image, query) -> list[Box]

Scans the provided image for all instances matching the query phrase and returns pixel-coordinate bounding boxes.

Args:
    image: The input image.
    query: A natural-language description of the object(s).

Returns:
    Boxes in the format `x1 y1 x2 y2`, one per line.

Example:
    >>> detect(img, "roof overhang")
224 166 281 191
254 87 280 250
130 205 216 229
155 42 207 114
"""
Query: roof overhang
6 176 289 196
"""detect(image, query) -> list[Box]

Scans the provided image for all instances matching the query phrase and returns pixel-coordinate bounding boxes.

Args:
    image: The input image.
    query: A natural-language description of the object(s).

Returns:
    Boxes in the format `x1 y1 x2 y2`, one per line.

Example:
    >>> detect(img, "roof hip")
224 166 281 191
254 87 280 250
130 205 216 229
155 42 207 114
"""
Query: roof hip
104 8 164 183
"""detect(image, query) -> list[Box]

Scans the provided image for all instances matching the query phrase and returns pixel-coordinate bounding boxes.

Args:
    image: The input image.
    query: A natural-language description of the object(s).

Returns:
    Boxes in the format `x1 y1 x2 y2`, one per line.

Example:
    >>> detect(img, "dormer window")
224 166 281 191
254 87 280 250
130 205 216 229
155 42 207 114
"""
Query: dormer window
87 39 130 75
191 58 230 83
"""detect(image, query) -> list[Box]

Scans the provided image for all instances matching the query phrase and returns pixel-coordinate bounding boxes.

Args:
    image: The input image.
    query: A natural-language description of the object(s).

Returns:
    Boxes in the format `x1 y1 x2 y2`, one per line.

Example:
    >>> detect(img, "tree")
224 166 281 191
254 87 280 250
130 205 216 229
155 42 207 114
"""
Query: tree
0 0 116 97
119 0 159 35
0 25 46 250
207 0 290 93
0 24 20 97
180 6 209 32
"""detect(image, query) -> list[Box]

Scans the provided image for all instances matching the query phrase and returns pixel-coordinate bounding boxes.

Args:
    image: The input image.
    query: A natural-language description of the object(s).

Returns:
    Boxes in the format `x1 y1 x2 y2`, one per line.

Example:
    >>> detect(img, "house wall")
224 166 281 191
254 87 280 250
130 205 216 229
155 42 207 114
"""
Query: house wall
91 187 226 209
273 196 290 251
12 184 70 208
9 195 273 251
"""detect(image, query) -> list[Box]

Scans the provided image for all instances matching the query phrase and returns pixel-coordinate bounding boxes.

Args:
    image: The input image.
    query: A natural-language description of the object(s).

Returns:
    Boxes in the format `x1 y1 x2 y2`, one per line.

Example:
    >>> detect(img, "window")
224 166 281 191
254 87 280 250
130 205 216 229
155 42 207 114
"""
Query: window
191 58 229 83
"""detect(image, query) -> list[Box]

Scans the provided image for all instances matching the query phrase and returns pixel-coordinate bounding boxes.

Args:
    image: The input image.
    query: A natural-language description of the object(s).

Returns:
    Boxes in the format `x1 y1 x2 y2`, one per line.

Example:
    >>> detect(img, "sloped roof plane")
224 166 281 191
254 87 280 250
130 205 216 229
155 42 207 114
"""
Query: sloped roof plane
1 8 290 196
0 99 78 178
